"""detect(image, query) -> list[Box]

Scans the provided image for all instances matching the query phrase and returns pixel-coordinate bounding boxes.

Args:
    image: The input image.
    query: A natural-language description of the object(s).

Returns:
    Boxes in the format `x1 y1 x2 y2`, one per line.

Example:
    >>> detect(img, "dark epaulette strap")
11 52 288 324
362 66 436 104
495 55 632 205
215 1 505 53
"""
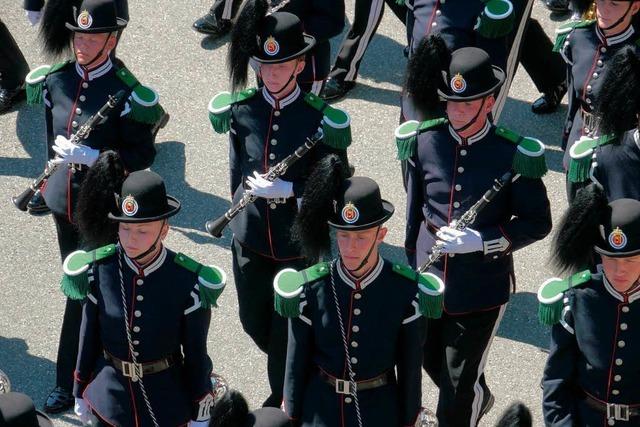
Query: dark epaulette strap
553 19 595 52
174 253 226 309
394 118 448 161
476 0 515 39
115 66 165 125
303 93 352 149
495 126 547 178
273 262 330 318
568 134 618 183
60 244 117 300
537 270 591 325
208 88 258 134
25 61 68 105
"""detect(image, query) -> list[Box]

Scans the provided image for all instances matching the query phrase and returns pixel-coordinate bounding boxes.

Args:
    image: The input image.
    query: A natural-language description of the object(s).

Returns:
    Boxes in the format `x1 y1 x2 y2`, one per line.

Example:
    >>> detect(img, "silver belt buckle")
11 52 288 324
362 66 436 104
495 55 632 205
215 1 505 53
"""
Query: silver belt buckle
335 379 354 395
121 361 144 380
607 403 630 421
267 197 287 204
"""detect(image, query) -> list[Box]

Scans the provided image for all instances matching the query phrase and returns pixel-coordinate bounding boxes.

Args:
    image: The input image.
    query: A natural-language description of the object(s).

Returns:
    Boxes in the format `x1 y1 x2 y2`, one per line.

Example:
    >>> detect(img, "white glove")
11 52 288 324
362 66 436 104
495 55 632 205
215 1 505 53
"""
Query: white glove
74 398 92 425
188 421 210 427
246 171 293 199
25 10 42 26
52 135 99 166
436 226 483 254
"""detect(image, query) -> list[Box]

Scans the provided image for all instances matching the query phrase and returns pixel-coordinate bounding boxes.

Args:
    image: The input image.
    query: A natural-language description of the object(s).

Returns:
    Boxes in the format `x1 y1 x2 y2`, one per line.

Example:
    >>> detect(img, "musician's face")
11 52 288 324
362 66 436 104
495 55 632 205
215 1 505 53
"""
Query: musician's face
73 32 117 66
446 96 494 131
118 220 168 261
596 1 640 31
259 58 305 94
601 254 640 292
336 226 387 276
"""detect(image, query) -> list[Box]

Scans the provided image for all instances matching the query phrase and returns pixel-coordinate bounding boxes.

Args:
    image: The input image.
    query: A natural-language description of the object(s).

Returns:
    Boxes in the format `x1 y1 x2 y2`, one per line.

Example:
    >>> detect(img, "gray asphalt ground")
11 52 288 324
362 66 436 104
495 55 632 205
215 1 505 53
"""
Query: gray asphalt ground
1 1 573 425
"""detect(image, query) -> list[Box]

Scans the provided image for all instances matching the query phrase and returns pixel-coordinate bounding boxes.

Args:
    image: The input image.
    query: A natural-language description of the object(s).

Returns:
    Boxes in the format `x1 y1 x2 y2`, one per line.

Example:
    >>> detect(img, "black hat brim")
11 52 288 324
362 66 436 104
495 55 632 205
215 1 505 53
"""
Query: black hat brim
328 200 395 231
438 65 505 101
107 195 181 223
65 17 127 33
594 245 640 258
252 34 316 64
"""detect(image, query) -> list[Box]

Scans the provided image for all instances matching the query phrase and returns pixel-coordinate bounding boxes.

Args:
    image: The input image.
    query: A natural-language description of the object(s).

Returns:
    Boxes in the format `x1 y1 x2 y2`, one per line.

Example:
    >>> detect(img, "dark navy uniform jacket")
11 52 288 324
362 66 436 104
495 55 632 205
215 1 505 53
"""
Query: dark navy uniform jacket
543 273 640 426
590 130 640 202
276 0 345 88
23 0 129 20
229 86 348 260
405 121 551 313
559 22 640 165
284 258 425 427
73 246 214 426
41 59 155 221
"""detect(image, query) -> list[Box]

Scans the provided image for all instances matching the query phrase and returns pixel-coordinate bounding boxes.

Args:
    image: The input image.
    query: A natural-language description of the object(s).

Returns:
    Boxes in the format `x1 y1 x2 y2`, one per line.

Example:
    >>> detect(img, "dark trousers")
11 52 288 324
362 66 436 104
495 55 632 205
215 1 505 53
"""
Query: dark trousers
209 0 243 22
520 18 566 94
0 18 29 90
53 214 82 391
231 238 307 407
329 0 406 83
423 305 506 427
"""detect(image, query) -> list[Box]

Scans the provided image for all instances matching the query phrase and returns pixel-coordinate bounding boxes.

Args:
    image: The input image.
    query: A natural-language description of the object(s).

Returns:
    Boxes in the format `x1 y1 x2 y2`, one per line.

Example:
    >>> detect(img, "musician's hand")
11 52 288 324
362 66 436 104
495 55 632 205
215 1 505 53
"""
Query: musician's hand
436 226 483 254
74 398 91 425
52 135 99 166
25 10 42 26
246 171 293 199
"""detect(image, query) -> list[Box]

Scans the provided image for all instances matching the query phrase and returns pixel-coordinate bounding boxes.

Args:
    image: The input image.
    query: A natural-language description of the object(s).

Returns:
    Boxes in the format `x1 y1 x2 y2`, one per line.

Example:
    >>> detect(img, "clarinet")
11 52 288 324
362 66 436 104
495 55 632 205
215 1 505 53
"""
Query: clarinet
205 129 324 238
417 170 514 273
12 89 127 212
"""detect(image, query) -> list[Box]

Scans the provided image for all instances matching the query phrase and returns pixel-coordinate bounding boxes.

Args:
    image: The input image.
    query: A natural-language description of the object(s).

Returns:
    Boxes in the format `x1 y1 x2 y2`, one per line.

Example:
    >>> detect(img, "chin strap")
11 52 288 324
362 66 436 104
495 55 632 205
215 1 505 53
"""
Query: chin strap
264 58 301 97
451 98 487 134
131 220 166 262
73 32 114 70
342 226 380 275
601 3 634 32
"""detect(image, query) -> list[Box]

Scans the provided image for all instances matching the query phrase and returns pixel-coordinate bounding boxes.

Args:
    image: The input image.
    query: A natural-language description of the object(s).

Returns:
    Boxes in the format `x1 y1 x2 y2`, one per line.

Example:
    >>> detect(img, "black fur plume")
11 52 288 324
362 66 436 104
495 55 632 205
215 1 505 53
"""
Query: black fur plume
210 389 250 427
291 154 348 260
552 183 608 273
405 34 450 118
39 0 79 58
572 0 594 16
495 402 532 427
596 46 640 136
228 0 268 92
76 151 125 250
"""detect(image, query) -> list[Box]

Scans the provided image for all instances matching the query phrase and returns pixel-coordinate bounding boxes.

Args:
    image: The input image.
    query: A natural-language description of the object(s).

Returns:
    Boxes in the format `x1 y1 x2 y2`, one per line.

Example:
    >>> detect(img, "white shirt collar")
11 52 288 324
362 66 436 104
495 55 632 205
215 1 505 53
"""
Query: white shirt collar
596 24 635 46
261 84 301 110
123 245 167 277
448 120 491 146
75 58 113 81
337 256 384 290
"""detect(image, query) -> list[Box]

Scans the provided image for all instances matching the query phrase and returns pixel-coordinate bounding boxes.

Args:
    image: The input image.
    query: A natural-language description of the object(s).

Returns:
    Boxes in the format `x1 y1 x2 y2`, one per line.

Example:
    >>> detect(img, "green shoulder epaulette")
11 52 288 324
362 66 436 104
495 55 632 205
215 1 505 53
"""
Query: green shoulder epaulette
115 66 165 125
553 19 595 52
303 93 352 150
174 253 226 309
25 61 68 105
476 0 515 39
207 88 257 134
61 244 116 300
392 263 445 319
394 118 448 161
495 126 548 178
568 134 617 183
273 262 330 318
537 270 591 325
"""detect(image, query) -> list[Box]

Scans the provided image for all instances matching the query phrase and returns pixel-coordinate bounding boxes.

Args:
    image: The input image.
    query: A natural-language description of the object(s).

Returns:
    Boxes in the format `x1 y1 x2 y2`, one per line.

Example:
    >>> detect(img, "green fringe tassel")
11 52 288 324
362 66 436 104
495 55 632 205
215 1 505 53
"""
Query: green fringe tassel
130 102 166 125
322 122 352 150
60 272 90 300
396 135 417 161
395 0 405 4
567 156 592 183
418 291 443 319
209 110 231 134
200 286 224 309
512 150 547 179
553 32 569 53
26 82 43 105
538 301 563 326
476 0 515 39
274 293 301 318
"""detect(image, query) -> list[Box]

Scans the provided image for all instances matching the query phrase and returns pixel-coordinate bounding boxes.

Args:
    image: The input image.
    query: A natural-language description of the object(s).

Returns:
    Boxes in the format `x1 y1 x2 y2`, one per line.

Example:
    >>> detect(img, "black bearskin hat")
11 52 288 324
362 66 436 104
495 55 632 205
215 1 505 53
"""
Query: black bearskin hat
40 0 80 57
494 402 532 427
